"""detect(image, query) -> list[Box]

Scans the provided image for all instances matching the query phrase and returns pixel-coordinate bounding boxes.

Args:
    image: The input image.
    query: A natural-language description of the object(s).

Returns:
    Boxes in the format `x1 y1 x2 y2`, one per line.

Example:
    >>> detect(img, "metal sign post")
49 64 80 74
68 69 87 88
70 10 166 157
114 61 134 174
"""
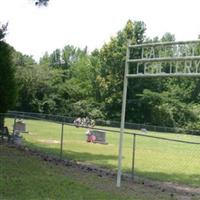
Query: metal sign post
116 41 130 187
60 121 64 159
117 40 200 187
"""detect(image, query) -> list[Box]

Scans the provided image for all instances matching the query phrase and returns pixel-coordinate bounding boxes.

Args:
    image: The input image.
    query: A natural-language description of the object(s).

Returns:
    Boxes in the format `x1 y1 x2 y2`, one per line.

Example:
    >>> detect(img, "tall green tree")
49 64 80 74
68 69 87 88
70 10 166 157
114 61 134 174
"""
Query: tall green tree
39 51 50 66
97 20 146 120
49 49 62 67
0 24 16 129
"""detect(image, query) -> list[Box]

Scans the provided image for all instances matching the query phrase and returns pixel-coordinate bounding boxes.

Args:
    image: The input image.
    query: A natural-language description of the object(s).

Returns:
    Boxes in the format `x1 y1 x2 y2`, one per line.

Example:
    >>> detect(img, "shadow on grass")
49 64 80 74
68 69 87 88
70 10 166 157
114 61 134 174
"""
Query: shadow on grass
23 140 118 169
23 140 200 187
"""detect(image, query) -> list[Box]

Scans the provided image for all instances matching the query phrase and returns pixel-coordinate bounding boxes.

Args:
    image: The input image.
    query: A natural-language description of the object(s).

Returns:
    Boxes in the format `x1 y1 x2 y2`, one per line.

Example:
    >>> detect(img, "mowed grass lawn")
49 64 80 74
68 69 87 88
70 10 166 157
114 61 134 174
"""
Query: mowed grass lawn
1 145 146 200
5 118 200 186
2 145 183 200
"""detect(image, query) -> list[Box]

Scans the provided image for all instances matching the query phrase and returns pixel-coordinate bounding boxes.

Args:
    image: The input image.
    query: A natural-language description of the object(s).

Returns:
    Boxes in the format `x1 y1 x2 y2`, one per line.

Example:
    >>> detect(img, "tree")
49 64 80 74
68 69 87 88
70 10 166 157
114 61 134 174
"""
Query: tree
97 20 146 120
34 0 49 6
13 51 36 67
15 57 62 113
0 24 16 129
49 49 62 67
39 52 50 66
0 1 48 129
62 45 77 68
0 23 8 41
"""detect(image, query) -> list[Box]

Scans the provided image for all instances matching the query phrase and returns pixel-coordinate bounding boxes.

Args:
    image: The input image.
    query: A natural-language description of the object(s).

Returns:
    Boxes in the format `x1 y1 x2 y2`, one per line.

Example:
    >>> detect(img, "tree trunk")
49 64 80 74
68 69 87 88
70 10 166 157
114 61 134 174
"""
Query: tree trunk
0 114 5 130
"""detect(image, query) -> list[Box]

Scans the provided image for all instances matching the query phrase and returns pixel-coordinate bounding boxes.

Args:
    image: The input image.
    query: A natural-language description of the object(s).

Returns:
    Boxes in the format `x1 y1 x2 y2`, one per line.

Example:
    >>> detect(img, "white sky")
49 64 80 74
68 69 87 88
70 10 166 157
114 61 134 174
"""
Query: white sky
0 0 200 61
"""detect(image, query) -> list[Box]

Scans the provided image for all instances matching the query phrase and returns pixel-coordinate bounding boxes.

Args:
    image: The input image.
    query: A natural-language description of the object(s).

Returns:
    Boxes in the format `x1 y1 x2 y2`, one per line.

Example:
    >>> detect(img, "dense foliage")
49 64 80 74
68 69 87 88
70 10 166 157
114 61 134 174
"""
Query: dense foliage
0 24 16 128
10 20 200 129
34 0 49 6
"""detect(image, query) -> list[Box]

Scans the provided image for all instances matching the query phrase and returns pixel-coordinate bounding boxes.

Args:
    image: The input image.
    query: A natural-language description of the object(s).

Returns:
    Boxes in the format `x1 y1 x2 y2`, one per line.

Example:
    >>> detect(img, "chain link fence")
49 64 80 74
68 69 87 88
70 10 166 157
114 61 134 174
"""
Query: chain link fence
1 111 200 186
8 110 200 135
123 132 200 185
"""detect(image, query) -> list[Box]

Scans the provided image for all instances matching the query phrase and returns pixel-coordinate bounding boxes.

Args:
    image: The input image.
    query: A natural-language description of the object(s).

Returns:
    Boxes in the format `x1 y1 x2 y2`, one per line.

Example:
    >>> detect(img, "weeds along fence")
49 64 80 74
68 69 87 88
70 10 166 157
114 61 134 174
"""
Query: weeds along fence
2 111 200 186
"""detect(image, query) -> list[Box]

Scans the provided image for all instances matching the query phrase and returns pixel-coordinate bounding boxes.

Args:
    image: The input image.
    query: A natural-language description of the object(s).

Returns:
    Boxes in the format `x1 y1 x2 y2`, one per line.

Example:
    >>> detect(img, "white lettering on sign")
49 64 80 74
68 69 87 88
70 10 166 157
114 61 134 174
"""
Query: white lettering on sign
130 41 200 76
195 60 200 73
141 43 198 59
137 60 200 75
184 61 191 73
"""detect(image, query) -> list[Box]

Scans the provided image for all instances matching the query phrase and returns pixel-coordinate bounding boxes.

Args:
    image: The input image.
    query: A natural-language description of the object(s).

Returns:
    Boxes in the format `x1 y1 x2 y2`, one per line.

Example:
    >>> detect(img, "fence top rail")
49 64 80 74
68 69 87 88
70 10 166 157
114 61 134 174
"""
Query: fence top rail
129 40 200 48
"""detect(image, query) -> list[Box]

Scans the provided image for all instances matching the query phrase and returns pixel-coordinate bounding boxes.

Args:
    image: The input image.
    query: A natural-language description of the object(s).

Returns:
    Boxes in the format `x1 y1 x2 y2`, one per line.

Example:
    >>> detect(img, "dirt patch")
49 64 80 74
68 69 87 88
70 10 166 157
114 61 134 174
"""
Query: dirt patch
38 139 60 144
123 173 200 198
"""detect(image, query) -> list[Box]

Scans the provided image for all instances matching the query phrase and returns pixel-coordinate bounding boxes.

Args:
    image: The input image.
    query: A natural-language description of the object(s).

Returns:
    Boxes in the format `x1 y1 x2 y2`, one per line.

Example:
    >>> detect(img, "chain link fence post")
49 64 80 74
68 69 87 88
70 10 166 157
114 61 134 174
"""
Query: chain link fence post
131 133 136 180
12 115 17 143
60 121 64 159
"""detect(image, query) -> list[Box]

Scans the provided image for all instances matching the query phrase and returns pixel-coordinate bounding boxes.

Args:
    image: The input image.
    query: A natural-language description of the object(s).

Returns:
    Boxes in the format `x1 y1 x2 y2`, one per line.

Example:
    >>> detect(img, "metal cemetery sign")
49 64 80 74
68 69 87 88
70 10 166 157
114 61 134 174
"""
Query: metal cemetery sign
117 40 200 188
127 40 200 77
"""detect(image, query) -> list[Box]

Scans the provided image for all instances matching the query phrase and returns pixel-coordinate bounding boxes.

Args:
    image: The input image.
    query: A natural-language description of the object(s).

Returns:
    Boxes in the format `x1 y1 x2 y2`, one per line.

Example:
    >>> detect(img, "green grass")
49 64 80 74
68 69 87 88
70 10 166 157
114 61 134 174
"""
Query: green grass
5 118 200 186
1 145 146 200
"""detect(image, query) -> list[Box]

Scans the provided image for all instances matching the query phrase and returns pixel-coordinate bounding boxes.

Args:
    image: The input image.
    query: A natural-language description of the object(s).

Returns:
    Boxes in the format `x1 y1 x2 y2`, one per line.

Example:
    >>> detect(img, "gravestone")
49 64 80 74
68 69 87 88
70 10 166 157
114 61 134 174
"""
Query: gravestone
90 130 107 144
14 120 26 133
